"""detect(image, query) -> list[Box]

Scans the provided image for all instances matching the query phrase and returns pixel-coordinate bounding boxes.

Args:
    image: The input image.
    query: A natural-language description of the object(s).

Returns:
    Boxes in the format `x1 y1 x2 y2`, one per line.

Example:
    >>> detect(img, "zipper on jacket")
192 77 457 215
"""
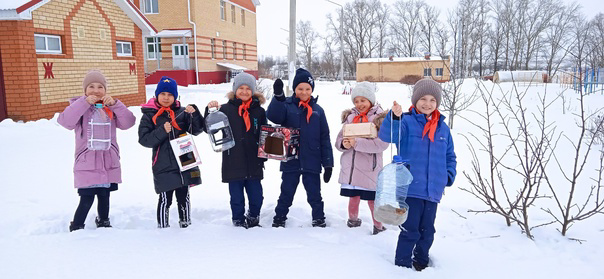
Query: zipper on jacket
372 154 377 171
75 149 87 162
348 150 356 184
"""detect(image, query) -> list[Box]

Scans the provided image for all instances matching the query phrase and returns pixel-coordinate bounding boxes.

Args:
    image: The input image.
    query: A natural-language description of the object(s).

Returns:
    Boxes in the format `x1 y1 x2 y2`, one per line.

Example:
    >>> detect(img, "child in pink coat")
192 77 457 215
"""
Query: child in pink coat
57 70 136 232
335 82 389 234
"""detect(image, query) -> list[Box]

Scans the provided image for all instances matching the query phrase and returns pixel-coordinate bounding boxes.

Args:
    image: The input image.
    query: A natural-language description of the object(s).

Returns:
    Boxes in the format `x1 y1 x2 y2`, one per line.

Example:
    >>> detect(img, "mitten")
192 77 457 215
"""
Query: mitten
323 167 333 183
273 79 285 101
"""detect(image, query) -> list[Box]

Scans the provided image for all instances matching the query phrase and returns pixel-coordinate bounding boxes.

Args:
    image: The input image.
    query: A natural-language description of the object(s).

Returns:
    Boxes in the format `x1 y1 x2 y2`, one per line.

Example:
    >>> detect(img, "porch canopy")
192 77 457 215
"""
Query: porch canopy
217 62 247 71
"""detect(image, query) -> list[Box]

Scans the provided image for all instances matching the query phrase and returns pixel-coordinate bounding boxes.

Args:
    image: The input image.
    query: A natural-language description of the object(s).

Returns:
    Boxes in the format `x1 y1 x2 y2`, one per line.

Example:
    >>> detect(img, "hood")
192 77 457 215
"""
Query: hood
341 104 387 131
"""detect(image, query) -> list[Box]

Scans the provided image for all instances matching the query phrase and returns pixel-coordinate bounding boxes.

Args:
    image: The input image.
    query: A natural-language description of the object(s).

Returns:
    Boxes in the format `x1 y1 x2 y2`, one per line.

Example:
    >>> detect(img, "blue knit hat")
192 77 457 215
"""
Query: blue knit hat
155 76 178 99
292 68 314 92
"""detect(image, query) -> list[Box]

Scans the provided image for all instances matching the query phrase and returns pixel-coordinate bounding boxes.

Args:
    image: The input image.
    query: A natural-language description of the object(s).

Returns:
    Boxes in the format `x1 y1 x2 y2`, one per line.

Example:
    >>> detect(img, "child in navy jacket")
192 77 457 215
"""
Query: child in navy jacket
267 68 334 228
378 78 457 271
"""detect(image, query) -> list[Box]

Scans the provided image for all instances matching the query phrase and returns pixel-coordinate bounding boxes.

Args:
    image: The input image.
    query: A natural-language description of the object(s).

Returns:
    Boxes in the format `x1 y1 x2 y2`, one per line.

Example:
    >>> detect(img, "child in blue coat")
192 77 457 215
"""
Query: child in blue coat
268 68 334 228
378 78 457 271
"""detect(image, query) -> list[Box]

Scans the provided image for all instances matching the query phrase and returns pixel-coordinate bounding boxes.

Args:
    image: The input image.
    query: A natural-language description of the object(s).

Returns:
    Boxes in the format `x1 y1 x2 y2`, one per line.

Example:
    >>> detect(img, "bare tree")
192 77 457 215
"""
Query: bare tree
296 20 319 73
390 0 424 57
418 3 440 54
541 2 580 81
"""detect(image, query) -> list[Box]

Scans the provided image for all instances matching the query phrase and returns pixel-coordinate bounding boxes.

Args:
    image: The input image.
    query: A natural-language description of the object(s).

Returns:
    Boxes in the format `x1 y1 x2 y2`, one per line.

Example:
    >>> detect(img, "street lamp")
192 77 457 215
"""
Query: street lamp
326 0 344 85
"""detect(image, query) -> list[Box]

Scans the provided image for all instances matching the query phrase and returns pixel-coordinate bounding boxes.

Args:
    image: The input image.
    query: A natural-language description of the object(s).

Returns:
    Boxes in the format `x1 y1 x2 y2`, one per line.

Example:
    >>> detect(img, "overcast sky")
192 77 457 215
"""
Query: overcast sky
255 0 604 58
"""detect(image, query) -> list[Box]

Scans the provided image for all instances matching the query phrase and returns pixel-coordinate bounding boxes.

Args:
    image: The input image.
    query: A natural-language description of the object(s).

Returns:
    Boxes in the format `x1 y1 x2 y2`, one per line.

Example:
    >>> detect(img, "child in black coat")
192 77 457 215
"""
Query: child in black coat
206 72 267 228
138 76 205 228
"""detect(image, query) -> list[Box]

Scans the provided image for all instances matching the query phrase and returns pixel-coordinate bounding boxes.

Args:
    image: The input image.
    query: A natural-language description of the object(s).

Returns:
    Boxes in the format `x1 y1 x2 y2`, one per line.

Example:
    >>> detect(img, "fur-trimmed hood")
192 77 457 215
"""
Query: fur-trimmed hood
226 91 266 105
340 105 389 131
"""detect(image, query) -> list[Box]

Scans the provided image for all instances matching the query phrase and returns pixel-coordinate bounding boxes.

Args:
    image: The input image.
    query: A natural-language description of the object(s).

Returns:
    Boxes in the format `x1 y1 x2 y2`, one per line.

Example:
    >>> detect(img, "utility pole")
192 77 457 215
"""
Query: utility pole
288 0 296 96
326 0 344 84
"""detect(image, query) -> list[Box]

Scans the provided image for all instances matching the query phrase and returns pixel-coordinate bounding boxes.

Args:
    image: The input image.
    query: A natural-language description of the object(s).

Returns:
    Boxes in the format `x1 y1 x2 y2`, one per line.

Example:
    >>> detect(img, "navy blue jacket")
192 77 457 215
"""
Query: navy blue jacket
378 108 457 203
266 94 334 174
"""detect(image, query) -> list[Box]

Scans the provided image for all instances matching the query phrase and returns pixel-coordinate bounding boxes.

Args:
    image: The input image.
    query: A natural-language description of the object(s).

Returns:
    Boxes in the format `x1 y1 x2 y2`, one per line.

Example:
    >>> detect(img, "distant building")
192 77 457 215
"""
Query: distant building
0 0 156 121
140 0 260 86
356 54 451 83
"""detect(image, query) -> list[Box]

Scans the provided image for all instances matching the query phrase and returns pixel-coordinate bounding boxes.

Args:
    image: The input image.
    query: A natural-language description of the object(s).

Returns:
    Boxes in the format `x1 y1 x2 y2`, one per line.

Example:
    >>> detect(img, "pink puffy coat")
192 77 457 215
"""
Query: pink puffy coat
57 96 136 188
335 105 389 191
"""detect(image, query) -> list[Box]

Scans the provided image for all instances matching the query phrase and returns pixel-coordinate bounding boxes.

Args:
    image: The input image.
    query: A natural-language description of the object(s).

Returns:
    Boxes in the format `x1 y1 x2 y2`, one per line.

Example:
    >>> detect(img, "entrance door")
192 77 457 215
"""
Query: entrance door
0 47 7 121
172 44 189 70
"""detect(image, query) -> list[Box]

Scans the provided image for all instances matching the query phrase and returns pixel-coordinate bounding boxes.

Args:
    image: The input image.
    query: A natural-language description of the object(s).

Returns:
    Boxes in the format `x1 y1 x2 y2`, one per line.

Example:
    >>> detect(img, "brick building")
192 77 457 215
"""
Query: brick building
0 0 156 121
356 55 451 83
140 0 260 86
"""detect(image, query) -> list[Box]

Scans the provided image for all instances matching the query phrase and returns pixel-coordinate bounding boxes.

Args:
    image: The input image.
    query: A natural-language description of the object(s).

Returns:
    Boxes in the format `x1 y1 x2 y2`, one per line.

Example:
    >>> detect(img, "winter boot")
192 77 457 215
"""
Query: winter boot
347 218 362 228
272 216 286 228
233 219 248 228
312 218 327 228
246 215 260 228
372 225 387 235
412 261 428 271
95 217 112 228
69 222 85 232
179 220 191 228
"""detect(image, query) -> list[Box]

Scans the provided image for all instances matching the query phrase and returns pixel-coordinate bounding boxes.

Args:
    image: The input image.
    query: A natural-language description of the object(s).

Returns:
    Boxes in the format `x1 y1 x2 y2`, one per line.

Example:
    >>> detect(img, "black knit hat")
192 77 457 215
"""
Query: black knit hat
292 68 315 92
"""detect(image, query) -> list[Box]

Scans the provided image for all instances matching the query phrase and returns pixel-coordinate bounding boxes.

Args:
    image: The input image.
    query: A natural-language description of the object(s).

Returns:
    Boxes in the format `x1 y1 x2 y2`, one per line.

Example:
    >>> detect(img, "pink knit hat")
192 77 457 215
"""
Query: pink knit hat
82 70 107 92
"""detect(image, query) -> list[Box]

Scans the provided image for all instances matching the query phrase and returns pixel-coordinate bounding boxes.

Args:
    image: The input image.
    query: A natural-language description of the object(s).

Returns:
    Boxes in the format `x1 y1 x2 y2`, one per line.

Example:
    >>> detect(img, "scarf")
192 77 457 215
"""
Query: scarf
94 101 113 120
238 99 252 131
152 106 182 130
410 105 440 142
298 99 313 123
352 108 369 123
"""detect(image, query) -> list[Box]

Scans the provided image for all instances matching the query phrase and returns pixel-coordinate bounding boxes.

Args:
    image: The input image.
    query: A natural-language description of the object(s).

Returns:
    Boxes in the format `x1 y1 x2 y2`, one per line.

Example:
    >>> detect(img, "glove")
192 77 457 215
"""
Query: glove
323 167 332 183
273 79 285 101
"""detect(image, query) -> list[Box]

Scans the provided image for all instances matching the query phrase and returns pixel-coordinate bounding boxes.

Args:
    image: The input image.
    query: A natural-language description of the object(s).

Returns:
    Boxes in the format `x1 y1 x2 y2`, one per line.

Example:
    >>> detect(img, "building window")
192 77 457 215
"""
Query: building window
220 1 225 20
144 0 159 14
231 5 236 24
146 38 162 60
34 34 62 54
233 42 237 60
435 68 443 76
116 41 133 57
242 44 246 60
222 40 227 59
423 68 432 77
211 38 216 59
241 9 245 26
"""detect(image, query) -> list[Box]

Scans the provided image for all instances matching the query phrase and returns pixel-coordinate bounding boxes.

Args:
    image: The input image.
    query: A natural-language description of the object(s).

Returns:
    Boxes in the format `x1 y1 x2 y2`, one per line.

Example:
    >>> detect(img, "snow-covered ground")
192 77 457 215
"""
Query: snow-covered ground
1 79 603 279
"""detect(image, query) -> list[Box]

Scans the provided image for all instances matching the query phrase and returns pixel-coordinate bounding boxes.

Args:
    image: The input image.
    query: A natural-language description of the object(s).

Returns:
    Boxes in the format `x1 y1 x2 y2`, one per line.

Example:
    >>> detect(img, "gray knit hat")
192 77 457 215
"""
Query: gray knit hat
351 81 376 105
232 72 256 93
82 70 107 92
412 78 442 107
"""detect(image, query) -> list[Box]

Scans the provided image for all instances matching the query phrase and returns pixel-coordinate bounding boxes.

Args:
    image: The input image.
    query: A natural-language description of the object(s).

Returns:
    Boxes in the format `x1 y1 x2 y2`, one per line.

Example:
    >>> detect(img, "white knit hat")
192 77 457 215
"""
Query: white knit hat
351 81 376 105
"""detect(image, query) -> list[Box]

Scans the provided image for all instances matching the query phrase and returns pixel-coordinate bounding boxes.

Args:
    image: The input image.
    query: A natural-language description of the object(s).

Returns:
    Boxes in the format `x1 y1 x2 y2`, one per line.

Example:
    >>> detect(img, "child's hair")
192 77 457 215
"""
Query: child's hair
351 81 376 105
411 79 442 107
155 76 179 100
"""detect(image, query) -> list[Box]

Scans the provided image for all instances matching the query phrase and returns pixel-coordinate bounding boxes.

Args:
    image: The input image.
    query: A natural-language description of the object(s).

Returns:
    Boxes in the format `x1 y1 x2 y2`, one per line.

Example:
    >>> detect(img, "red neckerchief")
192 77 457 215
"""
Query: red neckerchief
409 105 440 142
95 101 113 119
238 99 252 131
298 99 313 123
152 106 182 130
352 108 370 123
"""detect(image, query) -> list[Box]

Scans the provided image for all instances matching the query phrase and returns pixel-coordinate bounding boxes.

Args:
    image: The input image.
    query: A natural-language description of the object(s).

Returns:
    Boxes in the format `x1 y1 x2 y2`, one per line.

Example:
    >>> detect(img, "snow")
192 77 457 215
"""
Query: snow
358 57 447 63
1 79 603 278
0 0 32 11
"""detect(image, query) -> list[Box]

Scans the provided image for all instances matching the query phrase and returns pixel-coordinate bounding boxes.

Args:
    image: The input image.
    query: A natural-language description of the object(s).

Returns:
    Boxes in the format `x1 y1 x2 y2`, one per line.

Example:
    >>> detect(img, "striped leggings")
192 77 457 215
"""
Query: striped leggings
157 186 190 228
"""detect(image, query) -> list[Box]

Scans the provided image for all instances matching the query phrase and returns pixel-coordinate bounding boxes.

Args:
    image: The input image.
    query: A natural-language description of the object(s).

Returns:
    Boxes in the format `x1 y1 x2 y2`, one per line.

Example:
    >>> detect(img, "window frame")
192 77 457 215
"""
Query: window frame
220 0 226 20
146 37 162 60
423 68 432 77
116 41 133 57
231 5 236 24
222 40 227 60
241 9 245 26
143 0 159 14
435 67 444 76
211 38 216 59
34 34 62 54
233 42 237 60
242 44 246 60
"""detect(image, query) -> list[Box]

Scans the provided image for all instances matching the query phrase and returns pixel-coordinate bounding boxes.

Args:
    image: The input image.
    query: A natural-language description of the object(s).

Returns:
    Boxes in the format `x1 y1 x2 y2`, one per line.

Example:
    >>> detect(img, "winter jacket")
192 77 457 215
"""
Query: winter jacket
57 96 136 188
138 98 204 194
378 108 457 203
266 93 334 174
335 105 389 190
205 92 267 183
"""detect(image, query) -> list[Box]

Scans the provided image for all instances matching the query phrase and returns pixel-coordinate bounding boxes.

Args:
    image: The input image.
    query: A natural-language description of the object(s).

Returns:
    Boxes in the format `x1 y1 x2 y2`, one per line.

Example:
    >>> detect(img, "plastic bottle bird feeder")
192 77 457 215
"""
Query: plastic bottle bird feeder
205 107 235 152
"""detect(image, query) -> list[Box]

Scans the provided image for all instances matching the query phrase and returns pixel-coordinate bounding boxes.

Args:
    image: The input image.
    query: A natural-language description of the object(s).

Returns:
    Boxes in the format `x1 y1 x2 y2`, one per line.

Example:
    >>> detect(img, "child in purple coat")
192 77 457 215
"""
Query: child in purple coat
335 82 389 235
58 70 136 232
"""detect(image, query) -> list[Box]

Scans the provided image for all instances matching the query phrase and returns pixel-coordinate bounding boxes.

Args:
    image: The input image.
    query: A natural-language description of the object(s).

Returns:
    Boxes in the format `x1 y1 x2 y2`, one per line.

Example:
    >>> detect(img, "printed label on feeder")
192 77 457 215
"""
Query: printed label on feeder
209 122 226 130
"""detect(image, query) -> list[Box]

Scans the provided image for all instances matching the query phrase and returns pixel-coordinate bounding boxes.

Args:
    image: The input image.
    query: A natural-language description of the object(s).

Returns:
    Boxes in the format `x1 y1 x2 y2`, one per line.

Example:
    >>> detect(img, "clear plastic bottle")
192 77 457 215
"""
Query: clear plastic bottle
374 155 413 226
87 104 112 151
205 108 235 152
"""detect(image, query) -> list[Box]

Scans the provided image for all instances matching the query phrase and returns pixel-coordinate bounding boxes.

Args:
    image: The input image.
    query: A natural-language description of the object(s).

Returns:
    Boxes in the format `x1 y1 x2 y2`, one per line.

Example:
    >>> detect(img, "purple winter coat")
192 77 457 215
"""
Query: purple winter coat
335 105 389 191
57 96 136 188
